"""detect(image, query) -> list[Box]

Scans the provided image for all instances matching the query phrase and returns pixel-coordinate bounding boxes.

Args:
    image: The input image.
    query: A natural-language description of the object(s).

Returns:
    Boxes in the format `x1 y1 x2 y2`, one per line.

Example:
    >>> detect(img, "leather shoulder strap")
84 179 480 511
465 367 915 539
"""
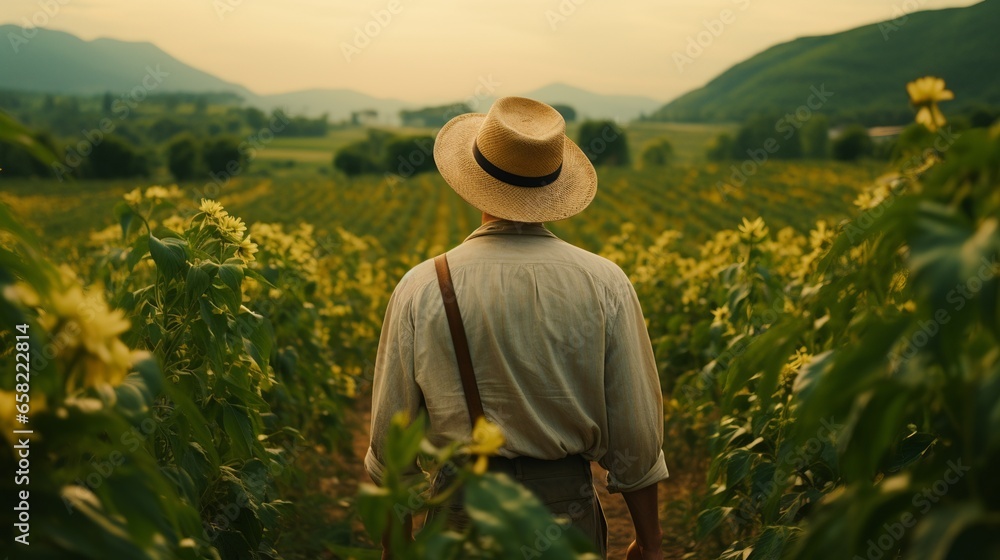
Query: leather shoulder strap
433 253 485 428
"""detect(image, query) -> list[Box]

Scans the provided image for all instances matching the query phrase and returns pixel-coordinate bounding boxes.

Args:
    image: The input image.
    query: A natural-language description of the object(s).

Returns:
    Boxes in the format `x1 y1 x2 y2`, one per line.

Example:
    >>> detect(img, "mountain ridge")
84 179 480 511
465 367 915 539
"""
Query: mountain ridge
651 0 1000 124
0 26 658 122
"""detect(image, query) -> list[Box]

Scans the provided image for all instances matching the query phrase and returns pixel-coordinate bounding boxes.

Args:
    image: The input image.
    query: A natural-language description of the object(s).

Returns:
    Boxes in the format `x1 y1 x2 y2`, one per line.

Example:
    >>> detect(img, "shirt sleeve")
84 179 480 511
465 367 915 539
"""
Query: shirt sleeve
599 275 670 494
365 274 424 486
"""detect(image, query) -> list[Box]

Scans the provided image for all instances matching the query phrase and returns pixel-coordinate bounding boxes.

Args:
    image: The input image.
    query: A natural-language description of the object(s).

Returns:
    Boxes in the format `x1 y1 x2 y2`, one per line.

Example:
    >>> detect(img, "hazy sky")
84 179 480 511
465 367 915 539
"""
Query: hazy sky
0 0 981 103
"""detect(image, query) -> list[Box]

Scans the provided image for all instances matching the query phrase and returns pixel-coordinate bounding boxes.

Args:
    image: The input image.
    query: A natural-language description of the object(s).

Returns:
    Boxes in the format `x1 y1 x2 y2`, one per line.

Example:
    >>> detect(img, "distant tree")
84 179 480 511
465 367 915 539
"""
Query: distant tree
802 114 830 159
167 133 202 181
706 133 734 162
640 138 674 167
245 107 267 129
149 117 185 142
203 136 246 176
832 125 874 161
551 104 577 123
266 109 327 137
384 135 436 177
102 92 113 113
333 141 381 177
351 109 378 126
733 115 802 160
400 103 471 127
85 136 149 179
577 120 629 166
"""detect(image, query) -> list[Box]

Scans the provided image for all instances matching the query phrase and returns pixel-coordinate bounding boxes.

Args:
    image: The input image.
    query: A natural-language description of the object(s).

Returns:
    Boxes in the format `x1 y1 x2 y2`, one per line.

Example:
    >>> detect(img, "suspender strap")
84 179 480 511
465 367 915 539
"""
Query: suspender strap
433 253 485 427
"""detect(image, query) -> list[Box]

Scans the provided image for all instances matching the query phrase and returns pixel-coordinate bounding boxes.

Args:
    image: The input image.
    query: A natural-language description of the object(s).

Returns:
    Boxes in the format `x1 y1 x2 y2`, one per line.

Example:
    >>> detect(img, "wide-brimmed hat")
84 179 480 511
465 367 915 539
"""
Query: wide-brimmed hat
433 96 598 223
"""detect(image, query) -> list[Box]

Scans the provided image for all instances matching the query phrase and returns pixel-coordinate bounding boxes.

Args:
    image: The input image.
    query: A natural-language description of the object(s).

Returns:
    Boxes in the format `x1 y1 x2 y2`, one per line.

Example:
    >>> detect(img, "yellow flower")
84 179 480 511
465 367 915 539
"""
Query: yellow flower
468 417 504 455
906 76 953 132
124 188 142 205
3 282 40 307
467 417 505 475
236 236 258 264
906 76 954 105
144 185 171 200
39 274 138 390
738 217 769 243
219 215 247 239
161 215 187 234
199 199 227 219
711 306 730 324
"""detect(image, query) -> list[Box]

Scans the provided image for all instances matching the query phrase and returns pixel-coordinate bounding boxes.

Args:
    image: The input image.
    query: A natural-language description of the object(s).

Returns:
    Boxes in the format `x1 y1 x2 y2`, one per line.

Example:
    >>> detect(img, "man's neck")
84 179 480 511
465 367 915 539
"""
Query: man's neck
481 212 542 227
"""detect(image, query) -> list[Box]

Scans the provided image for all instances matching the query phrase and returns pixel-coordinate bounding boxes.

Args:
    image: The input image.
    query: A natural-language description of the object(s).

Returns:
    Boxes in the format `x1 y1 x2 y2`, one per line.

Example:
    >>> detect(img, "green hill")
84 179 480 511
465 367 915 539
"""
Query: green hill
652 0 1000 124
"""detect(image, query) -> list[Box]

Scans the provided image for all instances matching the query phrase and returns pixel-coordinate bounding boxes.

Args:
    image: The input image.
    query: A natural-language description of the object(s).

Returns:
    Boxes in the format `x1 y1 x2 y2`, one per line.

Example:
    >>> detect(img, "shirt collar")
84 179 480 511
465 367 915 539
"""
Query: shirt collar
463 219 559 243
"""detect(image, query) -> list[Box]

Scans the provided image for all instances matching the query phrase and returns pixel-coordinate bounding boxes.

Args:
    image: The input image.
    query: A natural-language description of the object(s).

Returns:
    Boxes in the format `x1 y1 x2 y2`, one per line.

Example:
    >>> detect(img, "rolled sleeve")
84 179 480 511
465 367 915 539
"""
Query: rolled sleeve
365 273 423 486
364 446 388 486
599 275 670 494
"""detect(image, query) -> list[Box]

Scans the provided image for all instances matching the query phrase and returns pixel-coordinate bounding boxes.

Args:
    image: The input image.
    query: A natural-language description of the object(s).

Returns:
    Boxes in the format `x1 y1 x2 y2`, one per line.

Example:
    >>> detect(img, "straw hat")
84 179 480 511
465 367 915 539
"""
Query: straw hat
433 96 597 223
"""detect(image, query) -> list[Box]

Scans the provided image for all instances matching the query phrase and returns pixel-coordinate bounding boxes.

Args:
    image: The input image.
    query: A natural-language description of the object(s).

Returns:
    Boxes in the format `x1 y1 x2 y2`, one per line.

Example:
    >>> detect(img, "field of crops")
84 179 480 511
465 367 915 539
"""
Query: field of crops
1 157 876 259
2 99 1000 560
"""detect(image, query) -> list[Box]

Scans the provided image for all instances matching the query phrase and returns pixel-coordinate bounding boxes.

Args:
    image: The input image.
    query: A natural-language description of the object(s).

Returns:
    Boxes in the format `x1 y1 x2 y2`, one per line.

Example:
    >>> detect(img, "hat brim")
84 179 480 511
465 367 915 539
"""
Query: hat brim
433 113 598 223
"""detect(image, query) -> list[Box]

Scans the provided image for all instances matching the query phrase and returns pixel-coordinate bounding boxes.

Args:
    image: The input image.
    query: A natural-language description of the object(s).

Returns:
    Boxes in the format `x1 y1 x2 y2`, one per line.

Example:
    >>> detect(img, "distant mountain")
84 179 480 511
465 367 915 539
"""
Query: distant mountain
651 0 1000 124
0 25 407 122
519 83 661 122
0 26 656 123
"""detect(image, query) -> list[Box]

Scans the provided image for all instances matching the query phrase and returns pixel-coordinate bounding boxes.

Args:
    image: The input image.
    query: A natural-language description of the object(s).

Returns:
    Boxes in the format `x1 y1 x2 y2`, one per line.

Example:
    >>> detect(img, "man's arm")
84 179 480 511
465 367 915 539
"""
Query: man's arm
600 273 669 558
366 276 422 556
623 484 663 559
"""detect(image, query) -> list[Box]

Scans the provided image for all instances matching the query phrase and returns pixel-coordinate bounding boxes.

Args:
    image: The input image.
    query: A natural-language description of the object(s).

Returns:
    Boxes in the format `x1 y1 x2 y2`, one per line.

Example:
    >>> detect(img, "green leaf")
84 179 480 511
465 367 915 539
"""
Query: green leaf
747 526 799 560
239 311 273 374
126 235 150 272
217 263 245 314
465 473 596 558
697 506 734 539
910 505 997 560
186 265 211 303
223 404 255 458
113 200 135 240
886 431 936 472
148 235 188 278
385 413 426 476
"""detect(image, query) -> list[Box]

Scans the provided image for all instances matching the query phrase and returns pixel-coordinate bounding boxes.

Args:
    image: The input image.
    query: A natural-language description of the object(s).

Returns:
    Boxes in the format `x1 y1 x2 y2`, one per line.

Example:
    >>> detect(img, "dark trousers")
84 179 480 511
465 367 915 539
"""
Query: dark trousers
424 454 609 558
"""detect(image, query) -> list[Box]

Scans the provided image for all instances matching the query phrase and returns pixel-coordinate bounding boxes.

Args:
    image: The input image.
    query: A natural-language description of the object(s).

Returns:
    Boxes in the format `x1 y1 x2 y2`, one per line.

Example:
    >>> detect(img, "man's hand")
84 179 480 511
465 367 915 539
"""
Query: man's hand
626 540 663 560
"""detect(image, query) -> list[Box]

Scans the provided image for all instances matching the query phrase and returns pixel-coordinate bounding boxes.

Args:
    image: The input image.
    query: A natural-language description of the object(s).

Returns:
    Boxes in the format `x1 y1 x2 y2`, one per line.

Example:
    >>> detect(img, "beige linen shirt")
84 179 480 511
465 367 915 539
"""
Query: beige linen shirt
364 219 669 493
